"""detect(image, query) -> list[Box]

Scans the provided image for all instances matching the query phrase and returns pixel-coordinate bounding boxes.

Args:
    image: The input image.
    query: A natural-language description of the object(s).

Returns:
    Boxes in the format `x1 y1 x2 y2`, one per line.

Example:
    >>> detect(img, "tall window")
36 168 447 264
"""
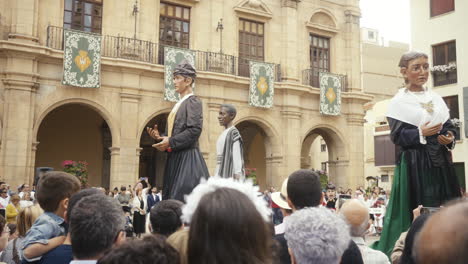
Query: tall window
430 0 455 17
309 34 330 87
443 95 460 140
432 40 457 86
238 19 264 77
159 2 190 48
64 0 103 33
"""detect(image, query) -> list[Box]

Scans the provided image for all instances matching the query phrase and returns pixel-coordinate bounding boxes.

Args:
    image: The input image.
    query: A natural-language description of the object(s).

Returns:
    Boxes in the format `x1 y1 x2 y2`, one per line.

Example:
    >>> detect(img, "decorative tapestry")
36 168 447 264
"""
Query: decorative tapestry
164 46 196 102
62 29 101 88
249 61 275 108
319 72 342 116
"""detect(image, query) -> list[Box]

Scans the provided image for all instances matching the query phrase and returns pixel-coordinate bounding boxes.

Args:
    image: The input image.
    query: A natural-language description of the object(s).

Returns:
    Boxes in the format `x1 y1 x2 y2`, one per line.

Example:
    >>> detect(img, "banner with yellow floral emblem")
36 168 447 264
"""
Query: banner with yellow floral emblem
249 61 275 108
62 29 101 88
319 72 342 116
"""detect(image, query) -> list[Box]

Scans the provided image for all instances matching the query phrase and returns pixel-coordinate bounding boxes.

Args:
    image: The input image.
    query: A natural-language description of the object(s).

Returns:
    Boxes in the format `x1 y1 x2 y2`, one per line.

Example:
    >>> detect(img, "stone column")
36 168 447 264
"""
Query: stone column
345 113 366 188
0 54 38 187
280 107 302 180
344 9 362 92
9 0 39 43
280 0 300 82
206 102 222 172
110 92 142 187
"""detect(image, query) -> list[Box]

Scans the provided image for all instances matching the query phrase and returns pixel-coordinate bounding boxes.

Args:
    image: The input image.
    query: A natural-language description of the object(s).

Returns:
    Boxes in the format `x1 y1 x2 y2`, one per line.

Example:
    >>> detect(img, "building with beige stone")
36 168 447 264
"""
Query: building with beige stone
0 0 372 191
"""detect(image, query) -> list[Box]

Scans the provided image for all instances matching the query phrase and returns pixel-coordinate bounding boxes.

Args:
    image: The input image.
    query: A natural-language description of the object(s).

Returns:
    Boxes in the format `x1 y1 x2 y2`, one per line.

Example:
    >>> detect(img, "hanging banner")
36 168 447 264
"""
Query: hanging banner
249 61 275 108
164 46 196 102
62 29 101 88
319 72 342 116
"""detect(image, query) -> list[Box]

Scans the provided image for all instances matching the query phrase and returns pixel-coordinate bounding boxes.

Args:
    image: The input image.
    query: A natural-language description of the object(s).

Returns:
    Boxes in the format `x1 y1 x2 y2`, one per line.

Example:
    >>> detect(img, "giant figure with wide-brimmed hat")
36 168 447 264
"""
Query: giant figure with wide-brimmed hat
147 60 209 201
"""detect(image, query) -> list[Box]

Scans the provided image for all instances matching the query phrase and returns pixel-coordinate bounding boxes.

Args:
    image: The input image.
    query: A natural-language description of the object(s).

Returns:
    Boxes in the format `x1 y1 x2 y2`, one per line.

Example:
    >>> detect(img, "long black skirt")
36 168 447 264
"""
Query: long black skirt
163 147 209 201
133 212 146 234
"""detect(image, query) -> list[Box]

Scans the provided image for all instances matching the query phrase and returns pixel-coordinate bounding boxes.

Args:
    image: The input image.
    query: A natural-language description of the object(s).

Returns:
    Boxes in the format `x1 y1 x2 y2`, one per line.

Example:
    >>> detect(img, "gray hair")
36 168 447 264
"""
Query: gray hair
398 51 428 68
70 194 126 259
220 104 237 117
285 207 351 264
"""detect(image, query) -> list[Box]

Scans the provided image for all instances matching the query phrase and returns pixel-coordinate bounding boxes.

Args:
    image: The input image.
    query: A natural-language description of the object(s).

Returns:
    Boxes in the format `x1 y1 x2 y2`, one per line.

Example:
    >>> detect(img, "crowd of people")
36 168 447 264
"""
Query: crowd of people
0 169 466 264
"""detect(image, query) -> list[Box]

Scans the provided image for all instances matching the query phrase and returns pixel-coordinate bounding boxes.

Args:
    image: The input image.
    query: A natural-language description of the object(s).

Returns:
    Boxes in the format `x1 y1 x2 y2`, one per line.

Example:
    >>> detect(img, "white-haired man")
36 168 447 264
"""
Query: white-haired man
340 199 390 264
285 207 351 264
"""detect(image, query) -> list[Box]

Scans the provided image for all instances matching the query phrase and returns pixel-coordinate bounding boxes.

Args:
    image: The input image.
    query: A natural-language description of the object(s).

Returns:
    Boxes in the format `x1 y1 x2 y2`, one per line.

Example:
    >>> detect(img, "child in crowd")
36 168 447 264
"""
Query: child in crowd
20 171 81 262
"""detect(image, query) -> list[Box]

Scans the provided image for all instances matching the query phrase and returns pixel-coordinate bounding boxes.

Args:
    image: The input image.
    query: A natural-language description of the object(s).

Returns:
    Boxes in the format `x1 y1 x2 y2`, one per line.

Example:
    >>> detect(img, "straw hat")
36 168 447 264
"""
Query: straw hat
271 178 291 210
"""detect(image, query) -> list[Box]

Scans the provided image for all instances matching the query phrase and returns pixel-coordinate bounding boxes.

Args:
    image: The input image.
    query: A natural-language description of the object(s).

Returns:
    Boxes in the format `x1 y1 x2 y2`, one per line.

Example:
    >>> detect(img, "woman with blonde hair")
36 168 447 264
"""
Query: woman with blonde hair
0 205 43 264
19 192 34 209
6 195 21 224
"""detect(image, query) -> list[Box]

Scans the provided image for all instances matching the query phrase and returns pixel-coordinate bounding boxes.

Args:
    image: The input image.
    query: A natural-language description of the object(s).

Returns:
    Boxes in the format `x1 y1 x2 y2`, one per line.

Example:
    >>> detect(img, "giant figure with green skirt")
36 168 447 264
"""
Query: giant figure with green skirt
372 51 462 256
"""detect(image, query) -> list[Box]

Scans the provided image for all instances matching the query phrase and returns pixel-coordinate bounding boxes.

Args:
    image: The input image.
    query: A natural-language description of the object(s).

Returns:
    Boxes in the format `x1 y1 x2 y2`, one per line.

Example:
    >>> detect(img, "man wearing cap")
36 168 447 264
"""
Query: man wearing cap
147 61 209 201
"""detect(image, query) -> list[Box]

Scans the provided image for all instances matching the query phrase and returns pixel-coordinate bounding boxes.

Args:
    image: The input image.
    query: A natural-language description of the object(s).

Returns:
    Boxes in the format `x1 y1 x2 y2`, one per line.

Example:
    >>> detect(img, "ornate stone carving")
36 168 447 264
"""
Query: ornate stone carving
234 0 273 20
344 10 360 25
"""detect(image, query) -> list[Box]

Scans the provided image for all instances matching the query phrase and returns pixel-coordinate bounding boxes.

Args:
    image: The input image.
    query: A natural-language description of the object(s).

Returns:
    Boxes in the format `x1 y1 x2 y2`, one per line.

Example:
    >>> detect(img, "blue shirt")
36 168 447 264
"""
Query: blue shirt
39 244 73 264
21 212 67 262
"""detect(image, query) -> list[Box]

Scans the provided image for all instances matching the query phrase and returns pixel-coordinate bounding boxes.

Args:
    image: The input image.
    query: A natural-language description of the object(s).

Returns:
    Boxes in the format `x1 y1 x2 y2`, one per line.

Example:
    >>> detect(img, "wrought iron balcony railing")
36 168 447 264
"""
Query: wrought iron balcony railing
46 26 282 82
302 69 348 92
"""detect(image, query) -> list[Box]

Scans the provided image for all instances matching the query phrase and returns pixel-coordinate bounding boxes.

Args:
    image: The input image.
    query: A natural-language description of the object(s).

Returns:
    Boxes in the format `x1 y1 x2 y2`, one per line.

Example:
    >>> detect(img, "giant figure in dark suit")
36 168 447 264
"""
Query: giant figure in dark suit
147 61 209 201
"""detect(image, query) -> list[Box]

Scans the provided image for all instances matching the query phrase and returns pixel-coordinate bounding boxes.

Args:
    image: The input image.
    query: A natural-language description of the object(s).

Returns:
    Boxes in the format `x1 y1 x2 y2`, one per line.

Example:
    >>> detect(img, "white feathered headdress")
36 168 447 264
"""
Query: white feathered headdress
181 177 271 223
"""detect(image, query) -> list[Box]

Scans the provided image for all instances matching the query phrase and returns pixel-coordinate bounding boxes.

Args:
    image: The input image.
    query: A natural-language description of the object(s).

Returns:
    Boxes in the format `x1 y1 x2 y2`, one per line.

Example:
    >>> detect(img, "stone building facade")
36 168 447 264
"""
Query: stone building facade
0 0 371 190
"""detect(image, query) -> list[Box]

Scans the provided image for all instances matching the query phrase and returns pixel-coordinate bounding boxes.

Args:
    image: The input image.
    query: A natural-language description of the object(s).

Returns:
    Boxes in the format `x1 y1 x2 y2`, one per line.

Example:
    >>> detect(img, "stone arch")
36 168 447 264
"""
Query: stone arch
34 98 118 146
234 116 281 190
301 124 349 186
34 101 116 188
138 109 172 188
309 8 338 29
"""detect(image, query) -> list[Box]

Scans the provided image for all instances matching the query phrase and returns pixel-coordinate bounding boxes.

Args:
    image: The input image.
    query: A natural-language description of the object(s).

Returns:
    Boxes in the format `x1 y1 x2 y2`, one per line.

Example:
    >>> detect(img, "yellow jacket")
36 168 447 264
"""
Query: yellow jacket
6 204 19 224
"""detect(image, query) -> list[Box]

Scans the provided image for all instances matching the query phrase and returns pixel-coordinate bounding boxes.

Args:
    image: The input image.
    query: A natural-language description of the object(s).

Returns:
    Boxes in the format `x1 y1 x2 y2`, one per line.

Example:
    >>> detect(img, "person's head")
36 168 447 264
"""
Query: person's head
0 188 8 198
187 188 271 264
151 186 158 194
22 191 32 201
339 199 370 237
287 170 322 210
120 185 126 192
10 194 20 206
326 183 336 199
218 104 237 128
150 199 184 237
0 182 6 189
97 234 180 264
285 207 351 264
399 213 431 264
22 184 30 193
66 188 104 223
398 51 429 88
70 194 126 260
135 188 143 197
413 200 468 264
17 205 43 237
271 177 292 214
173 60 196 94
36 171 81 214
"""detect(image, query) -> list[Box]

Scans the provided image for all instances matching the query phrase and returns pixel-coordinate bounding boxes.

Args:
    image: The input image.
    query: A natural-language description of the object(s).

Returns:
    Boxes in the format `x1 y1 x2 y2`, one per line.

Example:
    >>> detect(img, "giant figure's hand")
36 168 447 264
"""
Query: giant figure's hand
152 137 170 152
420 122 442 137
146 125 162 141
437 131 454 145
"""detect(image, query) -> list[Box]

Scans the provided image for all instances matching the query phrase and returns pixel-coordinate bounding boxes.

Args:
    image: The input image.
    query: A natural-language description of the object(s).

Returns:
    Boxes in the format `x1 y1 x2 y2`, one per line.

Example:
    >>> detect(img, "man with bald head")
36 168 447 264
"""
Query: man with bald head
413 199 468 264
340 199 390 264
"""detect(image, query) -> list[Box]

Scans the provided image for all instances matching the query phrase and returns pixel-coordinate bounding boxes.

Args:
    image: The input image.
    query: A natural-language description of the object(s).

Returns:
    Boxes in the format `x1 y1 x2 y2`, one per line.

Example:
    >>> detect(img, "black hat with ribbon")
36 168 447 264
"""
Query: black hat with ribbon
173 59 196 79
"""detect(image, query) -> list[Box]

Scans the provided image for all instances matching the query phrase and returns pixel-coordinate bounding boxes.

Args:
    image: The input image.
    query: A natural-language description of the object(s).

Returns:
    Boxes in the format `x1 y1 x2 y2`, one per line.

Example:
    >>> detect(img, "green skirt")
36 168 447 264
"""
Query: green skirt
371 153 411 257
371 152 461 257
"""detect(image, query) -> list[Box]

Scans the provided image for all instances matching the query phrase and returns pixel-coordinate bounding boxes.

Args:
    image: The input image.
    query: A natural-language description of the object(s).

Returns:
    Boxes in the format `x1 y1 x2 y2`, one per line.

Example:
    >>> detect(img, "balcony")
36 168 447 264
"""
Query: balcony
46 26 281 82
302 69 348 92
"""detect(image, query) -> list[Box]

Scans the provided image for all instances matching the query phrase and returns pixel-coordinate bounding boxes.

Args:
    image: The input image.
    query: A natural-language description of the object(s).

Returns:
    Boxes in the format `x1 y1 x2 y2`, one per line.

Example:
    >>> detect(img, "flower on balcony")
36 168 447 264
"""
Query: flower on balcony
451 118 461 128
62 160 89 187
430 62 457 73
